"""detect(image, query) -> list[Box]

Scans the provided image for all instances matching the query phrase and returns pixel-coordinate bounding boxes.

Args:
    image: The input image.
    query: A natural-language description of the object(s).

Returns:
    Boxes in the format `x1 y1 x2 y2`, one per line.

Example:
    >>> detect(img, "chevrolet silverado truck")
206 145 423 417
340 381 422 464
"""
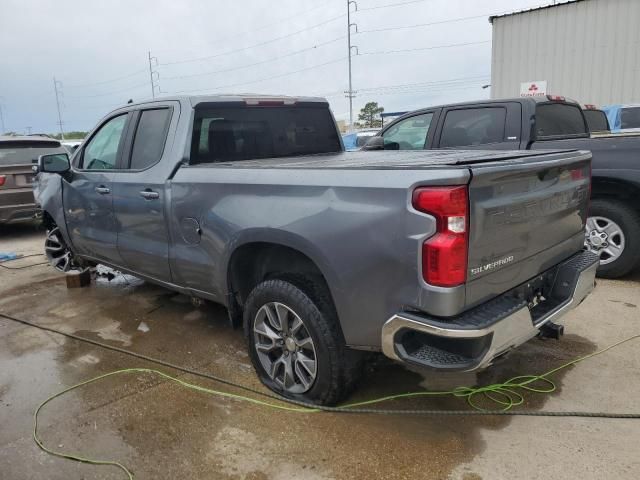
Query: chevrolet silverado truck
34 95 598 405
364 96 640 278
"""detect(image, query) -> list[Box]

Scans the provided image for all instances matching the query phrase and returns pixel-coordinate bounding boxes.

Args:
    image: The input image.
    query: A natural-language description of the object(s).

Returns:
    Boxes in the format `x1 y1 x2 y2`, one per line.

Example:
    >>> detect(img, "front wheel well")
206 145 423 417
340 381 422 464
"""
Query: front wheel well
41 211 56 230
226 243 337 328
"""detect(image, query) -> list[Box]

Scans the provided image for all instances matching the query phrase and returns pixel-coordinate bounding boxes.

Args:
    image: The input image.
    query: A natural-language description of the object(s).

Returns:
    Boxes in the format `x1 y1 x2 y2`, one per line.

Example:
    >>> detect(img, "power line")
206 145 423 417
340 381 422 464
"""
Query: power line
162 36 345 81
171 56 346 95
64 81 150 99
357 12 491 34
358 75 491 91
152 3 329 57
64 68 148 89
359 40 490 55
159 13 345 66
357 0 433 12
314 74 490 97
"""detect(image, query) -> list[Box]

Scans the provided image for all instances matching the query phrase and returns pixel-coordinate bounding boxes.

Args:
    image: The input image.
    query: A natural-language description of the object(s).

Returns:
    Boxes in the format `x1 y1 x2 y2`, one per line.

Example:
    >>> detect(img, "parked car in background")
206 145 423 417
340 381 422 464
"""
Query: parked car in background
0 135 68 224
34 94 597 404
363 96 640 278
61 140 83 154
583 104 610 134
342 128 379 151
602 104 640 133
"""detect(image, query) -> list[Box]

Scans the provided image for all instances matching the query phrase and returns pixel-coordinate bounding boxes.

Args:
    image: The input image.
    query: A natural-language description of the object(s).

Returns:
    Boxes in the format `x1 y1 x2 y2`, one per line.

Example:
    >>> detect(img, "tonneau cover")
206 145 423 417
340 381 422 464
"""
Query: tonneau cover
199 149 582 170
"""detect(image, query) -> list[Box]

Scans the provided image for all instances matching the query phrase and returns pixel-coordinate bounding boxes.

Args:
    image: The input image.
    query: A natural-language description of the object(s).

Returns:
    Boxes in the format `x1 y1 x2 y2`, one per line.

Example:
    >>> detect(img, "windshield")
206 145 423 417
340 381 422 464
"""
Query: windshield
191 105 341 164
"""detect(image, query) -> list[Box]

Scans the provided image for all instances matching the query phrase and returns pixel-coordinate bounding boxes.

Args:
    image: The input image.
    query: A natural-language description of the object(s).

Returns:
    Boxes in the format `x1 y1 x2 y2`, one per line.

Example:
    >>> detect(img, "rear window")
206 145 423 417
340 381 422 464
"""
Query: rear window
191 105 341 164
535 103 587 138
620 107 640 129
0 142 66 166
439 108 506 148
583 110 609 132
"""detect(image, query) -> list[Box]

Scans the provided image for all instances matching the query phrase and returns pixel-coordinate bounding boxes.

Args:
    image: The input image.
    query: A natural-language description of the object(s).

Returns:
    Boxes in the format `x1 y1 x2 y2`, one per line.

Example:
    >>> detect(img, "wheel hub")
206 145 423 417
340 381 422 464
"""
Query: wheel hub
284 336 297 352
253 301 318 394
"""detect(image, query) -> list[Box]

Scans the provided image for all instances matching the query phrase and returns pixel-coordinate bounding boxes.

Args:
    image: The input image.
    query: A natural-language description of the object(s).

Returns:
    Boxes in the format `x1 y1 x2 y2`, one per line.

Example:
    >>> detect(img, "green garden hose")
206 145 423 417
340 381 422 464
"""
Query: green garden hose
1 312 638 480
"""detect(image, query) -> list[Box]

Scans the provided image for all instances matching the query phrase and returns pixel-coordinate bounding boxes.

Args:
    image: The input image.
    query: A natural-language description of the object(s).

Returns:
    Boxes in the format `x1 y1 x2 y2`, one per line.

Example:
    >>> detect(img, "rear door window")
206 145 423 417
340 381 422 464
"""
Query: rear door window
382 113 433 150
535 103 587 138
129 108 171 170
439 108 506 148
191 105 341 164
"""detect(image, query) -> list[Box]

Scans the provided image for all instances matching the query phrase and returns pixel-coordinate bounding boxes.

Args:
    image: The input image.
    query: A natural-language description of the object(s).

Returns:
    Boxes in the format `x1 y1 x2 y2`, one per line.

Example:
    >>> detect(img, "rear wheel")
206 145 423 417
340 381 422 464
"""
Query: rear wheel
585 199 640 278
244 278 360 405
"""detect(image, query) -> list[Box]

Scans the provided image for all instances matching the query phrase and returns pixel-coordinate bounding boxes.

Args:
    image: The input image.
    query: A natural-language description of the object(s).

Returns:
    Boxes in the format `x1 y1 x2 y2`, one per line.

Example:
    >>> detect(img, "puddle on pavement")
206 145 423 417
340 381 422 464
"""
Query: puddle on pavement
1 271 599 479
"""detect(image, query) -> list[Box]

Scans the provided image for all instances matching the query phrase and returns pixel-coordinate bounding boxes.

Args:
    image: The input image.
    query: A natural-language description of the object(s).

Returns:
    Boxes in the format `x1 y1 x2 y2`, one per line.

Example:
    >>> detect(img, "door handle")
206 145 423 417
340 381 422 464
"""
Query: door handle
95 186 110 195
140 189 160 200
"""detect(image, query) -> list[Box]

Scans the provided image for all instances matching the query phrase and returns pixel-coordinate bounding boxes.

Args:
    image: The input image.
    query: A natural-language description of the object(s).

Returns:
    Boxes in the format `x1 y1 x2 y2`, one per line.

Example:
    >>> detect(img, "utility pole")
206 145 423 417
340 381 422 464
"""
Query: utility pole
345 0 358 132
148 51 160 99
53 77 65 140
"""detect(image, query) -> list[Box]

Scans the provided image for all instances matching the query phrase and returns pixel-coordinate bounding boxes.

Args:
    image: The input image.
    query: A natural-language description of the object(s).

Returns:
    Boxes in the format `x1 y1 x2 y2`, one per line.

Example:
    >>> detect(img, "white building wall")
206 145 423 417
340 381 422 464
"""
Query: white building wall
490 0 640 105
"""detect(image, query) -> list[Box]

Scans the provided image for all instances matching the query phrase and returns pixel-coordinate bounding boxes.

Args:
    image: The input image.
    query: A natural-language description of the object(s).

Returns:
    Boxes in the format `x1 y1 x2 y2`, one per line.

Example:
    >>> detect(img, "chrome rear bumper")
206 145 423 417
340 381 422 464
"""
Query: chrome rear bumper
381 251 599 371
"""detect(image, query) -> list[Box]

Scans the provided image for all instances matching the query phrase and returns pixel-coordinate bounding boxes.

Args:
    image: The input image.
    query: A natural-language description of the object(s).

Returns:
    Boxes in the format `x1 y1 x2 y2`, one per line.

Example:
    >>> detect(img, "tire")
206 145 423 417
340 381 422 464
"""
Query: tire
586 199 640 278
244 278 360 405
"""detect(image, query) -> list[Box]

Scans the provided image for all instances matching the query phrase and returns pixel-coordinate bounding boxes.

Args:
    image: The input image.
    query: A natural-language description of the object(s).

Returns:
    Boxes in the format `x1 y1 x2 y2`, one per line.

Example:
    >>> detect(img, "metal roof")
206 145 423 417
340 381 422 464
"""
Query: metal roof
489 0 586 23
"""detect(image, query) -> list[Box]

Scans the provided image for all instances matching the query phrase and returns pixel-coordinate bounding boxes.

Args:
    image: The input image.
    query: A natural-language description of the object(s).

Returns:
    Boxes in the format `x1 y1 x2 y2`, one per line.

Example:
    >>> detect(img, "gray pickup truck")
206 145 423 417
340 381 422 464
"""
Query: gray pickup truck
34 95 598 405
364 96 640 278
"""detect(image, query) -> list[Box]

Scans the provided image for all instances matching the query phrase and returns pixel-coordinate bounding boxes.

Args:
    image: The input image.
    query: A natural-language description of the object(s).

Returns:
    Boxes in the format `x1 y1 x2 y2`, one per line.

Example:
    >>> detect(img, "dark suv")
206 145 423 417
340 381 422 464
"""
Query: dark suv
0 136 68 224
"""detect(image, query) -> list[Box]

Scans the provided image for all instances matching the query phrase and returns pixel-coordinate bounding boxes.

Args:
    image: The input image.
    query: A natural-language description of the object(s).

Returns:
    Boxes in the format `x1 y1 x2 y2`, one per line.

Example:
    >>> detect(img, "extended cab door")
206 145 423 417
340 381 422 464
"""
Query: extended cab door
64 112 130 263
433 102 522 150
111 103 177 282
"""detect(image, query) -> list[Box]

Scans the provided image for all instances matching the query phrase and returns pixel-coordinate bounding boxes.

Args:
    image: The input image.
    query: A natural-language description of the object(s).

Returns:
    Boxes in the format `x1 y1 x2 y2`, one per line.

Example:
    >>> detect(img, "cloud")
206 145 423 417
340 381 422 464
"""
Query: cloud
0 0 543 134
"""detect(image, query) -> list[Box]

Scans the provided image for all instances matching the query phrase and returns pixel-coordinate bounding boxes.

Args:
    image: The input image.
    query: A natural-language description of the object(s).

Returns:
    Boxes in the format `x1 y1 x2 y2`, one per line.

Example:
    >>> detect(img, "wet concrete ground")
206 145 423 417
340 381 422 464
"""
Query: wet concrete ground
1 222 639 479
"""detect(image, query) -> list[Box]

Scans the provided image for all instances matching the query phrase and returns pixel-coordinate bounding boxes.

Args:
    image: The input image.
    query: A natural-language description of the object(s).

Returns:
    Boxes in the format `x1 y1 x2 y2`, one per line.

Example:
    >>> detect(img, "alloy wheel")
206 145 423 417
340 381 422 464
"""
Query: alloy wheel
585 216 625 265
45 227 82 273
253 301 318 394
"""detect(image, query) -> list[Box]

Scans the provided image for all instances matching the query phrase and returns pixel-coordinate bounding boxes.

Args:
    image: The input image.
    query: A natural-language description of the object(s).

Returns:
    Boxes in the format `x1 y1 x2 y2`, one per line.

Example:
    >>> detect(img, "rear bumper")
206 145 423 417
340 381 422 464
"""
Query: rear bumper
381 251 599 371
0 203 39 224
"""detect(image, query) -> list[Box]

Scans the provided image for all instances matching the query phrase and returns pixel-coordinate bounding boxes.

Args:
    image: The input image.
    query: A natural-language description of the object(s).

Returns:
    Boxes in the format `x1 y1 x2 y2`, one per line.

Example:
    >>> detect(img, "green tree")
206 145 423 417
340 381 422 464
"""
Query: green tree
357 102 384 128
51 131 88 140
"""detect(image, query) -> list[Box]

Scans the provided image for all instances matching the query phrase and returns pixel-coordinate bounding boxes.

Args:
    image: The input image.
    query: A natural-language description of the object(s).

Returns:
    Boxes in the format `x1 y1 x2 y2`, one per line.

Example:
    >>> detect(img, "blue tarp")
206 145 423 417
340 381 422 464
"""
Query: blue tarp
341 133 358 151
602 105 622 132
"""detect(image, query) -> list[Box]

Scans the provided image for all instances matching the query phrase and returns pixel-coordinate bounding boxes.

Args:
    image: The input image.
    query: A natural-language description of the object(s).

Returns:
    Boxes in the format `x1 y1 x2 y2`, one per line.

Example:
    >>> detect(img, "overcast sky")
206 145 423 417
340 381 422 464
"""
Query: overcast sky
1 0 549 134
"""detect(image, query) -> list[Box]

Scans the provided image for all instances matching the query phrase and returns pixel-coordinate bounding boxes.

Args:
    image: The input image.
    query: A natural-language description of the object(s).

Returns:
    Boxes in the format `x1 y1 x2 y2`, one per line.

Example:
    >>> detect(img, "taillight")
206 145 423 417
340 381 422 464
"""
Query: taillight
412 186 469 287
0 175 6 187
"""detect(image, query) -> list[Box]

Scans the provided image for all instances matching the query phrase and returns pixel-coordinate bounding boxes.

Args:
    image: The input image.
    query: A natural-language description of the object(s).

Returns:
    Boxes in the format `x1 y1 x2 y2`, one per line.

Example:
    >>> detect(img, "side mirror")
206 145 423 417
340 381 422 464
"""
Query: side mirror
362 136 384 151
38 153 70 174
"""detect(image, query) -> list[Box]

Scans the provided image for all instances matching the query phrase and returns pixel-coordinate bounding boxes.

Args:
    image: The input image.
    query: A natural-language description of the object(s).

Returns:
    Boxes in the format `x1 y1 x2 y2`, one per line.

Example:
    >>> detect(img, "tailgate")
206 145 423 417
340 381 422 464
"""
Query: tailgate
465 150 591 308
